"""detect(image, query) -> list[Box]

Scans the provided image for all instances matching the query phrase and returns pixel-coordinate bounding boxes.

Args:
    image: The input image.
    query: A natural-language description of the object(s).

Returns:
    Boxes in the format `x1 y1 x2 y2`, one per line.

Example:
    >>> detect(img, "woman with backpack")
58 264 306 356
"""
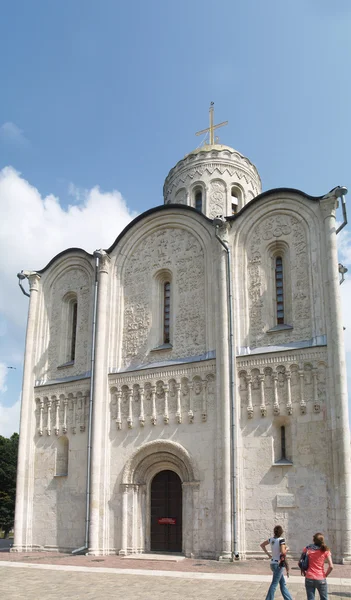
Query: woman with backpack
260 525 293 600
300 532 334 600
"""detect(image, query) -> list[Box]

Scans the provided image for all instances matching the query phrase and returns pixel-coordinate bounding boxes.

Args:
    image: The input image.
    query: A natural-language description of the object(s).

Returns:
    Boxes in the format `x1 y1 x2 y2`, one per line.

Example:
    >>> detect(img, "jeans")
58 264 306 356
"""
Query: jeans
305 578 328 600
265 563 293 600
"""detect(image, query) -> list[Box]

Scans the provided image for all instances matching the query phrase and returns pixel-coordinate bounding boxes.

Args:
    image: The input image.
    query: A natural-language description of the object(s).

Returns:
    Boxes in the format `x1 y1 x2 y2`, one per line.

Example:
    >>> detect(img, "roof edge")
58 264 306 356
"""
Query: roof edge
34 186 335 274
226 186 329 221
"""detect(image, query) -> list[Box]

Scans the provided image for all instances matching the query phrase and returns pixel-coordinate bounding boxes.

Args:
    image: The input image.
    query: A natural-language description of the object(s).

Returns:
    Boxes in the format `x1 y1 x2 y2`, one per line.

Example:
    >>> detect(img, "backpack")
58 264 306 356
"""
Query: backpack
298 545 311 574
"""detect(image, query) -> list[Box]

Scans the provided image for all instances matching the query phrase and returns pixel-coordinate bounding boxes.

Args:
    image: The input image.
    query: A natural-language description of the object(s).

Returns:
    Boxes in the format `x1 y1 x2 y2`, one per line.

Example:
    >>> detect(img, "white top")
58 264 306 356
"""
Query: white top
269 536 286 563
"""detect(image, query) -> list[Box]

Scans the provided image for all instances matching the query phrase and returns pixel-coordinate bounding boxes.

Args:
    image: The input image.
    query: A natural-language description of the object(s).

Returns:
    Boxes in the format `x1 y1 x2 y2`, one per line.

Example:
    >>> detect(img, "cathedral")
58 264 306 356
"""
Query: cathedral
13 106 351 562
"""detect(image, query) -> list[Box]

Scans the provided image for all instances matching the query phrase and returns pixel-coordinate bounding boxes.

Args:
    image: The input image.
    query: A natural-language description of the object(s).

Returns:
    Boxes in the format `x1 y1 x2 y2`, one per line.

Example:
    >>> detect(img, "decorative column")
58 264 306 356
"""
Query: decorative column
139 386 145 427
273 372 280 415
54 397 60 436
38 399 44 436
127 389 133 428
321 194 351 561
313 368 320 413
188 382 194 424
116 389 122 429
175 382 182 423
80 394 86 432
13 272 41 552
88 251 111 555
62 397 68 434
151 385 157 425
259 373 266 417
202 379 207 422
298 367 306 414
286 371 292 415
46 399 52 436
163 384 169 424
72 396 77 434
246 376 253 418
119 484 129 556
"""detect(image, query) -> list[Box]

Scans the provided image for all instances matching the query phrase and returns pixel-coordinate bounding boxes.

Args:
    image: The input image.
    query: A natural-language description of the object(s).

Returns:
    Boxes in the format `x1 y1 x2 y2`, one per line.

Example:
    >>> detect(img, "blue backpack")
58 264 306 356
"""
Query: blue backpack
298 544 317 573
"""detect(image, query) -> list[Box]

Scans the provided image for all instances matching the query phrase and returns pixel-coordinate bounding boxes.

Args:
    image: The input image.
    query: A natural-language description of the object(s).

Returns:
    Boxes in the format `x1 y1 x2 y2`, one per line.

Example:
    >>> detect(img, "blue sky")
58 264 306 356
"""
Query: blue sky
1 0 351 435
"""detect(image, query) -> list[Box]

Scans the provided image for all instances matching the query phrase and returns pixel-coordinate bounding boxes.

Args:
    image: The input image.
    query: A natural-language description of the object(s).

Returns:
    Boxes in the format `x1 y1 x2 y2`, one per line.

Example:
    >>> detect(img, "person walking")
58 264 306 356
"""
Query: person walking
260 525 293 600
300 532 333 600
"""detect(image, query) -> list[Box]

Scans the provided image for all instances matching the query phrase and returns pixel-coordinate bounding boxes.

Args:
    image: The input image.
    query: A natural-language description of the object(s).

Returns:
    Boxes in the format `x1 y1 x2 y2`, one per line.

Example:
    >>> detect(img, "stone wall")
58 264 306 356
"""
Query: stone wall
31 379 90 551
237 347 331 556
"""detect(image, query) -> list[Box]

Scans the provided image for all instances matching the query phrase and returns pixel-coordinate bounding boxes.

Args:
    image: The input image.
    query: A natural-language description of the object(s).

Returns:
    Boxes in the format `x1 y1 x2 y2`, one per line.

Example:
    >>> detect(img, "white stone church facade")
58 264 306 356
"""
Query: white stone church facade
14 128 351 561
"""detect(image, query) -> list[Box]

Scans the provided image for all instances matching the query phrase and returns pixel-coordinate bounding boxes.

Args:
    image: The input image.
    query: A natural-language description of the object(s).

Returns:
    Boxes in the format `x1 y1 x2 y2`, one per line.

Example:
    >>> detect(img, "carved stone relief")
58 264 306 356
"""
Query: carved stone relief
247 214 312 348
48 268 91 380
174 189 187 205
122 227 206 369
208 180 226 219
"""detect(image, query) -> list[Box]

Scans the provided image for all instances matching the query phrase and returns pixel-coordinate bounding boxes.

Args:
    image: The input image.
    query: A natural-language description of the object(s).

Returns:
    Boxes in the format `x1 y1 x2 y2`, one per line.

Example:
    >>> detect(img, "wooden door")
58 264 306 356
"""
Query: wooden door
150 470 182 552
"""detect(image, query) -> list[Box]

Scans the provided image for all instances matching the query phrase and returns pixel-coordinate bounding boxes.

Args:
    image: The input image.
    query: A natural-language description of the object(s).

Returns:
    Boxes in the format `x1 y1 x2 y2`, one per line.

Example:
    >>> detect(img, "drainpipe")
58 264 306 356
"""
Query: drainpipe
72 253 99 554
213 216 239 560
335 186 348 235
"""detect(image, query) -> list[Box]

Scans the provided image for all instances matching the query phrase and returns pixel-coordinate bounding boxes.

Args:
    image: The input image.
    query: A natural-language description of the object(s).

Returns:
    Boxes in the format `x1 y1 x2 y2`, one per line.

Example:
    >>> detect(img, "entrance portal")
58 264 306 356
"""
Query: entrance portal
150 470 182 552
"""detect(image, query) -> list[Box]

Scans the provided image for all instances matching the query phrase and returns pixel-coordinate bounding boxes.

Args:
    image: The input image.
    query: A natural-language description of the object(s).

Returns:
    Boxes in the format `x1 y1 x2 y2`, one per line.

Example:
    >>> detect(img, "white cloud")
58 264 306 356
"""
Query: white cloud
0 363 8 394
0 398 20 437
0 122 29 147
0 166 138 328
0 166 138 435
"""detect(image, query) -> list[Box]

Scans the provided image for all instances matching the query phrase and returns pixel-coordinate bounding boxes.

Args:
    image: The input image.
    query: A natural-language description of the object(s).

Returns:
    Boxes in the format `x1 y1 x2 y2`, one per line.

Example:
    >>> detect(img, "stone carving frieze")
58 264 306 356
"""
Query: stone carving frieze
34 384 90 437
237 349 327 418
109 362 215 429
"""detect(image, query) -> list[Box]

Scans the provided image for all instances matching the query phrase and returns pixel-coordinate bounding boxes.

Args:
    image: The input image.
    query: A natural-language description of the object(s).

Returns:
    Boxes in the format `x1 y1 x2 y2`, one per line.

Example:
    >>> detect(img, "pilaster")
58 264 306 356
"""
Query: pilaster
320 195 351 561
13 272 41 552
88 251 111 555
215 240 232 561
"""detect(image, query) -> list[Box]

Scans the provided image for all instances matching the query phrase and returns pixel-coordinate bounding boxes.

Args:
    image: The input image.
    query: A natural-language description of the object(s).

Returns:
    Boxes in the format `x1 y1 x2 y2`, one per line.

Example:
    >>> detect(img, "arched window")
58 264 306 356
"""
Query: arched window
281 426 286 460
231 186 242 214
70 301 78 361
55 436 69 476
152 270 173 349
195 190 202 212
164 281 171 343
60 293 78 366
275 256 284 324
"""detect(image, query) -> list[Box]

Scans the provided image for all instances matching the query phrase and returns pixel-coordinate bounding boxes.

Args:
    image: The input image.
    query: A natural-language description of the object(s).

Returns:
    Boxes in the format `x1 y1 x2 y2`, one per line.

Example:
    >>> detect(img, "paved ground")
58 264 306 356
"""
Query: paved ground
1 550 351 578
0 556 350 600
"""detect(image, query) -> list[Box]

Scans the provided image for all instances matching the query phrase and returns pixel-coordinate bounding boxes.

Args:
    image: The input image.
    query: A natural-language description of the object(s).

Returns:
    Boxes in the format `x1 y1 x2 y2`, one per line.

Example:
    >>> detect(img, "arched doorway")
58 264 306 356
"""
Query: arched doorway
151 470 182 552
120 440 199 556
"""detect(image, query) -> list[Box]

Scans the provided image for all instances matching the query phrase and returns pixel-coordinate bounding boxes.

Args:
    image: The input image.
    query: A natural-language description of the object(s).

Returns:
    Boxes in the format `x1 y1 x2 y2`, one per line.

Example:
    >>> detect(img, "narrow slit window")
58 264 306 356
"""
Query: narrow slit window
164 282 171 343
281 426 286 460
195 190 202 212
231 186 240 213
275 256 284 324
70 301 78 361
56 436 69 476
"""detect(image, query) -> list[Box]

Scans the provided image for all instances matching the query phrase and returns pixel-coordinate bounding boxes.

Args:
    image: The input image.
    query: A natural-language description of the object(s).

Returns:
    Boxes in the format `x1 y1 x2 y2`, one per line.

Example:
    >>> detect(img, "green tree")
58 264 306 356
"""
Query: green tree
0 433 19 538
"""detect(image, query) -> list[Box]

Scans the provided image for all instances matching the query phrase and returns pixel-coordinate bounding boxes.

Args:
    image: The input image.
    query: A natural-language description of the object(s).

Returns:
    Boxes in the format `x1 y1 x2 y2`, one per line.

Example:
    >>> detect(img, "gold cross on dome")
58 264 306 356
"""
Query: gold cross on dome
195 102 228 145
